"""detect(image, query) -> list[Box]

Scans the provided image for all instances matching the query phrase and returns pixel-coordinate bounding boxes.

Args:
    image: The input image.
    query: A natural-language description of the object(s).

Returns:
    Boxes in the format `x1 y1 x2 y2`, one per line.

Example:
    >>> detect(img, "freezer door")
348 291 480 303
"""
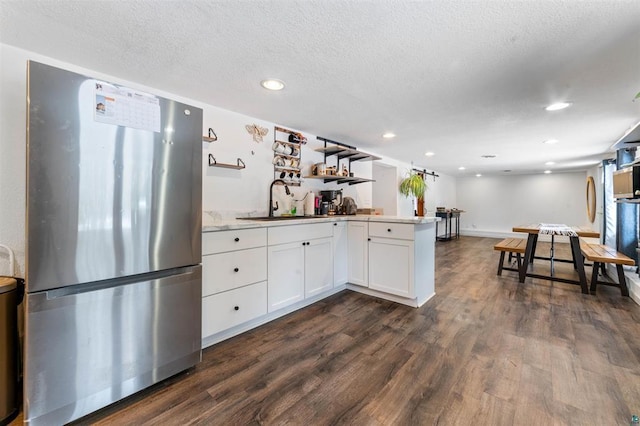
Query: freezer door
26 61 202 292
24 265 202 426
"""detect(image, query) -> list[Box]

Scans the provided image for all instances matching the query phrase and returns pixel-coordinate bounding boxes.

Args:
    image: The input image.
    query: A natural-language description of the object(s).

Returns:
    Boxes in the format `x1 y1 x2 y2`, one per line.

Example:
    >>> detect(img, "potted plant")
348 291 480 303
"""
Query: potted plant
399 170 427 216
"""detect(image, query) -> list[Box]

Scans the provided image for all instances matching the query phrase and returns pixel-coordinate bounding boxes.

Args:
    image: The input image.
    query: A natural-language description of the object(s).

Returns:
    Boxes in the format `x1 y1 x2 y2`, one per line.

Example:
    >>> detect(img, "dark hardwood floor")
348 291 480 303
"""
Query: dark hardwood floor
18 236 640 425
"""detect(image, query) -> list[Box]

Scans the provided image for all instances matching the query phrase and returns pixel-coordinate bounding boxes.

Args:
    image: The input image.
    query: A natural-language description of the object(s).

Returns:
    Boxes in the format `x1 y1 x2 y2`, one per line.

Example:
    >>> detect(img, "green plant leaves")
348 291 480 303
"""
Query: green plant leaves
399 171 426 198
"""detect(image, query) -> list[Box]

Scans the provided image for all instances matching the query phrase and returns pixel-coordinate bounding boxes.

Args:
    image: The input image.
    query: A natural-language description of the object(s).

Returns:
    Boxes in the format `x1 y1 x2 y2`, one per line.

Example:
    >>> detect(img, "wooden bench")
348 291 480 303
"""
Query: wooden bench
580 241 635 296
494 238 527 276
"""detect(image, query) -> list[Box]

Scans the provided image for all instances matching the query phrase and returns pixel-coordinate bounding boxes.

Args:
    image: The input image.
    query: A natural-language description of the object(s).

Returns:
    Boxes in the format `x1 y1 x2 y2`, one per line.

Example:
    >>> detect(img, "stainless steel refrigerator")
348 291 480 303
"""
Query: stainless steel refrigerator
24 61 203 425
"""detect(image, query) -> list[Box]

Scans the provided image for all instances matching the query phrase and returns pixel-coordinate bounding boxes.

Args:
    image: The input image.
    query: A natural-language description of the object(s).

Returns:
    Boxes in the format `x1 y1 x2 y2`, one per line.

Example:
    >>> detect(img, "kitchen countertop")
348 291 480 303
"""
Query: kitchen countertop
202 213 440 232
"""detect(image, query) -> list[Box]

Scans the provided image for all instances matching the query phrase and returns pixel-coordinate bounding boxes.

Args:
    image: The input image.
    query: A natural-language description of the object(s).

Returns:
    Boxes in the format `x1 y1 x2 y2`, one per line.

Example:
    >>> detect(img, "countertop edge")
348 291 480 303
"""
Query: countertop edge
202 215 440 232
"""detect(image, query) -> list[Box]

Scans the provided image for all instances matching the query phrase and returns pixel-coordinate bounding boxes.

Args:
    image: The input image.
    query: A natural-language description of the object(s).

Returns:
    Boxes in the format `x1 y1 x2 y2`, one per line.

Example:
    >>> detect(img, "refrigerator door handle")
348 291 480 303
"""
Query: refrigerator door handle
44 265 200 299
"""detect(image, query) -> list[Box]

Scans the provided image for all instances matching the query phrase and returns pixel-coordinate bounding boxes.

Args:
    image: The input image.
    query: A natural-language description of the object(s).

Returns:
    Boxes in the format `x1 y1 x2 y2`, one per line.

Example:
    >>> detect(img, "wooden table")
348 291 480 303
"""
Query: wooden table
512 224 600 294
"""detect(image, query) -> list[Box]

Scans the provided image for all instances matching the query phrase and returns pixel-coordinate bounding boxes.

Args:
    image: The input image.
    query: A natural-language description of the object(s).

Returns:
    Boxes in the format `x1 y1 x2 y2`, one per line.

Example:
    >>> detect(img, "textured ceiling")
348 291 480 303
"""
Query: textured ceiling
1 0 639 175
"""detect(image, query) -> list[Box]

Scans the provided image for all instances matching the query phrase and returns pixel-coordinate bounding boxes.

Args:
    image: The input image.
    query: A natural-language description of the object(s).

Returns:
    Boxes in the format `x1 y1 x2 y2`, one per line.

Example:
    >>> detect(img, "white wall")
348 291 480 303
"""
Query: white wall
372 162 398 216
425 171 457 214
456 171 589 238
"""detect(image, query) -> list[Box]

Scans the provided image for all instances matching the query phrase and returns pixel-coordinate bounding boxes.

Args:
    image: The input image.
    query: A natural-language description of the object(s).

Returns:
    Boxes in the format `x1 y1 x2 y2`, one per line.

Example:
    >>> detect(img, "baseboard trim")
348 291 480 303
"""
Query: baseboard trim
460 229 520 239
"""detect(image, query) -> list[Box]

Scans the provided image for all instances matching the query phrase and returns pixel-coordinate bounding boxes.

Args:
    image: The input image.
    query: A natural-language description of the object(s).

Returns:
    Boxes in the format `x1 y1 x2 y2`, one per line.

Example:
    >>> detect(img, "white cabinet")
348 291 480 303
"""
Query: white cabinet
347 221 368 287
203 228 266 254
346 220 436 307
369 237 414 298
332 221 348 286
267 223 334 312
202 281 268 337
267 241 305 312
202 246 266 296
202 228 268 340
304 237 333 298
368 222 415 298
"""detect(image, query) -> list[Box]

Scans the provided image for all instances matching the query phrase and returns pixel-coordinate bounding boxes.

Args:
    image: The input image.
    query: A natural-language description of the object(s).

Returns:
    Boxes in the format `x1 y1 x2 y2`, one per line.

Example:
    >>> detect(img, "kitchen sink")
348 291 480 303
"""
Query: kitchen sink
236 216 324 221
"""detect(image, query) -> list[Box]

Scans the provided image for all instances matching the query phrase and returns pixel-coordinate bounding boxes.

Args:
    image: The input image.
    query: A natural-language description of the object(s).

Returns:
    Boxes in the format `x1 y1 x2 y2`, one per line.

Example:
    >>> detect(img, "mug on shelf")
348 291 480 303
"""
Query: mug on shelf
273 142 286 154
272 156 285 166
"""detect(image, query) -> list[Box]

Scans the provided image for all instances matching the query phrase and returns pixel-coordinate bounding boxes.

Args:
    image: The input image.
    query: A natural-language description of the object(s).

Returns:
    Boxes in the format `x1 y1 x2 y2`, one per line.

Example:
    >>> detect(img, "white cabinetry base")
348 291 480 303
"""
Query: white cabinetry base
202 285 347 349
345 283 435 308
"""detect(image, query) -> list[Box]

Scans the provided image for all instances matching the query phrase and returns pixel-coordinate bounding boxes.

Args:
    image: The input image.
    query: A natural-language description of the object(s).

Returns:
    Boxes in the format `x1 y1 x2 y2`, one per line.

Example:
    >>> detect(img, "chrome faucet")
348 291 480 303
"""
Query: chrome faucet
269 179 290 217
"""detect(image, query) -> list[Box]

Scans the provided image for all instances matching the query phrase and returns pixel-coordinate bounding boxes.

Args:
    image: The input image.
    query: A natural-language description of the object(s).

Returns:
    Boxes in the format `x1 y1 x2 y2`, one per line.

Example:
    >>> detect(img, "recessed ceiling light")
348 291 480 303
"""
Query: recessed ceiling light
382 132 396 139
260 79 285 91
543 139 559 144
475 174 482 177
458 166 466 170
545 161 555 165
544 170 552 174
545 102 572 111
481 154 497 159
425 152 435 157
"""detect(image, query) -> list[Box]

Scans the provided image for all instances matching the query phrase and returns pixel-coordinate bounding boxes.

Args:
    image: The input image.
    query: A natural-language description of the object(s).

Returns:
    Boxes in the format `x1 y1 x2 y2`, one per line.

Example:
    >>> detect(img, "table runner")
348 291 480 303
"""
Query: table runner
538 223 578 236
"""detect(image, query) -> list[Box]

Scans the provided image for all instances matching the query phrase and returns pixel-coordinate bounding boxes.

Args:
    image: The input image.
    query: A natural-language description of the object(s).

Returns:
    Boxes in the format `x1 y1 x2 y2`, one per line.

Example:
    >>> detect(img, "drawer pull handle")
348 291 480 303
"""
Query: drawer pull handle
387 228 391 232
234 306 239 311
368 238 371 241
334 223 337 226
234 267 239 272
234 237 240 242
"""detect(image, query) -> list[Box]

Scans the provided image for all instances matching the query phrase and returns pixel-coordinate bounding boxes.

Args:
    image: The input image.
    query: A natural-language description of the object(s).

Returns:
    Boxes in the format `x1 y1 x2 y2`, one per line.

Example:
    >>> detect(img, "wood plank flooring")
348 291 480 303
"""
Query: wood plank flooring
17 236 640 425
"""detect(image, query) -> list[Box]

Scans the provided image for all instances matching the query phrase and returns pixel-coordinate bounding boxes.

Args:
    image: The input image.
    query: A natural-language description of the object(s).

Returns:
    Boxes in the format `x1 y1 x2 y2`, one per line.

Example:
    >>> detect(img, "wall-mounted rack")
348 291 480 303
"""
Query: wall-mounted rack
305 137 380 185
208 154 245 170
273 126 304 186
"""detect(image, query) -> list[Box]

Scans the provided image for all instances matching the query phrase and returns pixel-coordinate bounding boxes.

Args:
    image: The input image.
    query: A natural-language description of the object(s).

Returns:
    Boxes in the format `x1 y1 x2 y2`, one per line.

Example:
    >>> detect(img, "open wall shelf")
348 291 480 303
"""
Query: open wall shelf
310 137 380 185
208 154 245 170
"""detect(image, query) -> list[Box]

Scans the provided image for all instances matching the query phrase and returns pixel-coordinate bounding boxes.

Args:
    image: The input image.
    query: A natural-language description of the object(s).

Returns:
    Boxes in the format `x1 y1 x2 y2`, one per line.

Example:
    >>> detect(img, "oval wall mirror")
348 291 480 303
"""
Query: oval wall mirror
586 176 596 223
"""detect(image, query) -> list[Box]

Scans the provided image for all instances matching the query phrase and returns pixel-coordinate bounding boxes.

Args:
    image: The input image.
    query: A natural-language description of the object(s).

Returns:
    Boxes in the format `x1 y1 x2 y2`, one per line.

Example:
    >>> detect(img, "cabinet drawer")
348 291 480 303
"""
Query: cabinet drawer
202 281 268 338
369 222 414 240
268 222 333 246
203 247 267 296
203 228 267 255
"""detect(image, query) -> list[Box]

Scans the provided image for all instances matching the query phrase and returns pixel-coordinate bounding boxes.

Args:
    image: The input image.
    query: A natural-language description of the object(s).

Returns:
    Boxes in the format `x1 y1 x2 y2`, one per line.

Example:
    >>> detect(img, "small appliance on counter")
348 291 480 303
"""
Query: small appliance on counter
342 197 358 215
320 190 343 215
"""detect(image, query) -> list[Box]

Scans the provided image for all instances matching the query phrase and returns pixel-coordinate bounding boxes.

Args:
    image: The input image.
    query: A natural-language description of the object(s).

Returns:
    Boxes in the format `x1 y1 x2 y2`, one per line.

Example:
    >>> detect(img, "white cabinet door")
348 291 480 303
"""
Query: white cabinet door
332 222 348 286
267 241 305 312
202 247 267 296
202 281 268 338
369 237 414 298
347 221 368 287
305 237 334 298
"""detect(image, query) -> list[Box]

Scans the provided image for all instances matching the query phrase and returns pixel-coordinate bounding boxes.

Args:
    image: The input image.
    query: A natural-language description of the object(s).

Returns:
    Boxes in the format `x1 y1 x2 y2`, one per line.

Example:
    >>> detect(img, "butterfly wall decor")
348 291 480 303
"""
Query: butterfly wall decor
245 124 269 143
